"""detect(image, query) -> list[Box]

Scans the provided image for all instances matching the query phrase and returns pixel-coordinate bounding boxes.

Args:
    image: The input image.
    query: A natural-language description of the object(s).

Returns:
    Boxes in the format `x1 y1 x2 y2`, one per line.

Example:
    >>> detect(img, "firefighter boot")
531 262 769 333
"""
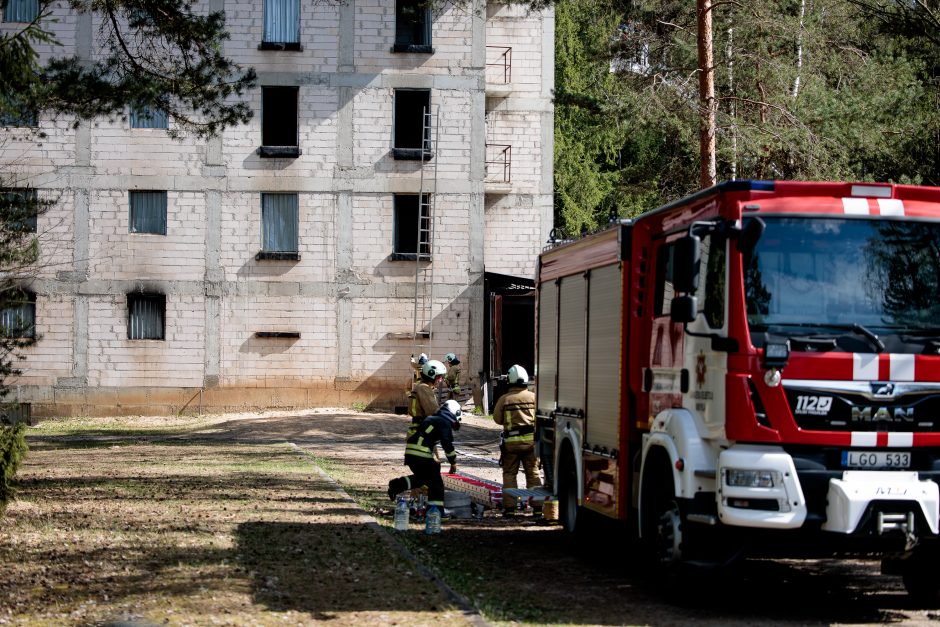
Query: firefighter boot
387 477 408 501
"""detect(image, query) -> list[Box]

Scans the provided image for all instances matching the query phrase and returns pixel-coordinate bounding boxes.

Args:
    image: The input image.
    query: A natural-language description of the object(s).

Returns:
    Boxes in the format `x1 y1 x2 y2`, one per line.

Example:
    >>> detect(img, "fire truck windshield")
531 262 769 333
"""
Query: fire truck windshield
742 216 940 338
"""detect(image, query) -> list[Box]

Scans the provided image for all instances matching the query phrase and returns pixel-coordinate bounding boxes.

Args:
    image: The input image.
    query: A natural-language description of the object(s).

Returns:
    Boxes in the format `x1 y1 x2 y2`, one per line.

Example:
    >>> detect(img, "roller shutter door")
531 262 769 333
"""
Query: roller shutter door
557 275 586 410
585 264 621 449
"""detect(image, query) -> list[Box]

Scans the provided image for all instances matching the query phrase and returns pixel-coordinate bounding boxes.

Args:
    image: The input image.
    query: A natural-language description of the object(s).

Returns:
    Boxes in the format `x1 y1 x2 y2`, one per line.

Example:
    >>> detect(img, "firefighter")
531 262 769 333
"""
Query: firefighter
409 353 428 388
492 364 541 516
443 352 461 400
388 399 462 511
408 359 446 440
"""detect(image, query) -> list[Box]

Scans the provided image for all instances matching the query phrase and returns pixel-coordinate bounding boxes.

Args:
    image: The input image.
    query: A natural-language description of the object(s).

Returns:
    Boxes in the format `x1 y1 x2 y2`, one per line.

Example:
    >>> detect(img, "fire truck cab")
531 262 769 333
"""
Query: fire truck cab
536 180 940 597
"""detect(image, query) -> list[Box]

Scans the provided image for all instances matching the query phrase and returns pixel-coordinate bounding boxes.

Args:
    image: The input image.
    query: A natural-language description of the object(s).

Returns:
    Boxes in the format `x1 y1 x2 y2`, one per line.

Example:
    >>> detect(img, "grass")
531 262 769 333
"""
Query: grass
0 415 475 626
304 453 564 625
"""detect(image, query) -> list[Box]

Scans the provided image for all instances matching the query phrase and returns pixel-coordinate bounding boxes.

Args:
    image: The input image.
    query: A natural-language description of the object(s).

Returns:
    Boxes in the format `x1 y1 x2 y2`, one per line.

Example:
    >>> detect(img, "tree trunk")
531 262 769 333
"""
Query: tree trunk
697 0 717 188
792 0 806 99
726 10 737 181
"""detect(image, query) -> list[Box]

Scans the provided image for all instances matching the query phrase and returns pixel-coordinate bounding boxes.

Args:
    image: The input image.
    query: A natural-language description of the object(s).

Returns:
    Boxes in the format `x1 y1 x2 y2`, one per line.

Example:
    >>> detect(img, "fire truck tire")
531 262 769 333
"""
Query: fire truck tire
640 453 687 570
900 546 940 601
558 454 583 535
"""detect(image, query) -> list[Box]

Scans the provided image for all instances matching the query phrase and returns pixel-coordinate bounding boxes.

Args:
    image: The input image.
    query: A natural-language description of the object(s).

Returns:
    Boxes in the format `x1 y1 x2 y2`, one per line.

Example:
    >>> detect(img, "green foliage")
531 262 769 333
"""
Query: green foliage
554 0 940 233
0 0 256 139
0 422 28 512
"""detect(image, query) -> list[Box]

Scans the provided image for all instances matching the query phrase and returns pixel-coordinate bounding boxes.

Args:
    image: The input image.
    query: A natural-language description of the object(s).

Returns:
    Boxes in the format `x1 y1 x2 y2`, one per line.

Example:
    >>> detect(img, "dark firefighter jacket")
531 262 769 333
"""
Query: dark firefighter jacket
405 405 458 465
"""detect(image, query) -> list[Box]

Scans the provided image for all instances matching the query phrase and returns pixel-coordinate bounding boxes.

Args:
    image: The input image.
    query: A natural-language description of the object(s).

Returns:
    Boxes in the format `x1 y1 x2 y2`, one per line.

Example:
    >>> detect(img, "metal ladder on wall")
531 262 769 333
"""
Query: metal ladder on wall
412 105 440 359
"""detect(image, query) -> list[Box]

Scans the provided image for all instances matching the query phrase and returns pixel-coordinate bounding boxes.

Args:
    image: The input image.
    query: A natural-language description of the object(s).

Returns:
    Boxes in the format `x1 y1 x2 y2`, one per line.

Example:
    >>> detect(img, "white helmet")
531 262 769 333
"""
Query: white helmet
508 364 528 386
422 359 447 381
442 399 462 423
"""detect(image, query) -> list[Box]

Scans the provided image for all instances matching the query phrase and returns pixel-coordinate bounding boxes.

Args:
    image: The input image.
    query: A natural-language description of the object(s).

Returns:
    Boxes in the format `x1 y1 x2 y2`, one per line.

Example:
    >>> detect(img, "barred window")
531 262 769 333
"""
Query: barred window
130 105 168 129
129 191 167 235
263 0 300 46
128 294 165 340
260 193 299 258
2 0 38 23
0 292 35 339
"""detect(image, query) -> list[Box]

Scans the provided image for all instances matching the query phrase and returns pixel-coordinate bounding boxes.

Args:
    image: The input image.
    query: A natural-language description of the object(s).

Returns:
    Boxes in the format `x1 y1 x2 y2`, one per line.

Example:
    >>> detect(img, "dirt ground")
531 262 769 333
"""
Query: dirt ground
4 408 940 626
252 409 940 626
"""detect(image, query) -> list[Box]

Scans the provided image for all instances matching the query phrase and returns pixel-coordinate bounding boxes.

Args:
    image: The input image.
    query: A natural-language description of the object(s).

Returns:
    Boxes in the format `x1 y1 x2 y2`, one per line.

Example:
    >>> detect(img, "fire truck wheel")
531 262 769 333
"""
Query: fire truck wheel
559 456 581 534
900 546 940 602
640 454 687 570
647 482 682 567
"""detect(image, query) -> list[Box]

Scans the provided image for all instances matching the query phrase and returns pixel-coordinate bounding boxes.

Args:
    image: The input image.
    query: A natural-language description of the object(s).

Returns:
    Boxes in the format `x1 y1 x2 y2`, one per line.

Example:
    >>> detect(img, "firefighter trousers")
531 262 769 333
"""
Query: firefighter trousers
400 457 445 506
501 442 541 511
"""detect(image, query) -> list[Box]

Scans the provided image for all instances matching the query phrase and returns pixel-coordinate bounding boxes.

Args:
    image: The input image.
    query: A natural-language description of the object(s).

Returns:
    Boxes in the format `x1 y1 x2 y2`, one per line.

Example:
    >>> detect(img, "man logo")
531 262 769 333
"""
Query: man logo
851 406 914 423
873 382 896 398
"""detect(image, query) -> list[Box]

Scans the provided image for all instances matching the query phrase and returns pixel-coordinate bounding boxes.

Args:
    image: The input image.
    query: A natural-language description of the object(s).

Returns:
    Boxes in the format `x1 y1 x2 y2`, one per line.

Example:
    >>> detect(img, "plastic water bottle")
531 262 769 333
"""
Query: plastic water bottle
425 505 442 535
394 496 410 531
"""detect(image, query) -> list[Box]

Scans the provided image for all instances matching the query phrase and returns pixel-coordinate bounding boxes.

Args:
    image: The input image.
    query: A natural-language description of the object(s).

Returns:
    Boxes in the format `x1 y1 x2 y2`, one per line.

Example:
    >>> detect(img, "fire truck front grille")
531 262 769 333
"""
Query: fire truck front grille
784 387 940 433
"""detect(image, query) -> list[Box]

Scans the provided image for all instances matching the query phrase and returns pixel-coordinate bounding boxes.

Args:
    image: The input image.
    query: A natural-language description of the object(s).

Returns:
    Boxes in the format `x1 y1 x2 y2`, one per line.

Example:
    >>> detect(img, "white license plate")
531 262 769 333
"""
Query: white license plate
841 450 911 469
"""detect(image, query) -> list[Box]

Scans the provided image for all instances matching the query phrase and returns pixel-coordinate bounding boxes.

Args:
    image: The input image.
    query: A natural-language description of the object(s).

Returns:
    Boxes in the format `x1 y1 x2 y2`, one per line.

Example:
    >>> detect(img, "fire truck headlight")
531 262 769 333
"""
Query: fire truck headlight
725 468 778 488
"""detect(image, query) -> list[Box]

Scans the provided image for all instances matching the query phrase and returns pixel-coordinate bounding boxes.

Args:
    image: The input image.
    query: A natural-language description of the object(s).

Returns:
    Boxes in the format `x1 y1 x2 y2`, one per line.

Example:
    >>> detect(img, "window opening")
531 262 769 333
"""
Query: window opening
0 95 37 127
394 0 432 53
0 291 35 339
128 294 165 340
130 105 168 129
257 193 300 260
2 0 38 23
1 188 38 232
129 191 167 235
260 86 300 158
392 194 431 260
393 89 432 160
262 0 301 49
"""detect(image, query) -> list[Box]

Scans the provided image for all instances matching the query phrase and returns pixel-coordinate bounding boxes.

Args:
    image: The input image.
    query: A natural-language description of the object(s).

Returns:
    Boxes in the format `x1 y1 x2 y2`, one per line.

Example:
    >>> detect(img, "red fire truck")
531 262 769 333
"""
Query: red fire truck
536 180 940 596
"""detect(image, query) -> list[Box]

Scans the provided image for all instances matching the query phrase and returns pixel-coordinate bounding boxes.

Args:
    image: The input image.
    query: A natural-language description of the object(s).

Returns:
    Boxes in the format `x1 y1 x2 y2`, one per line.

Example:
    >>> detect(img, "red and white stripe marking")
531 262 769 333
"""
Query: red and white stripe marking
851 353 915 381
850 432 914 448
842 197 905 216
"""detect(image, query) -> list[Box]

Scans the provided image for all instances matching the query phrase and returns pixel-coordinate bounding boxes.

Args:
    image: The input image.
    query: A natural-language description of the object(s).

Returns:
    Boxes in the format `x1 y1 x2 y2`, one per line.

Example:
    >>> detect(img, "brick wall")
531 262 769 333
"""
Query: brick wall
1 0 555 416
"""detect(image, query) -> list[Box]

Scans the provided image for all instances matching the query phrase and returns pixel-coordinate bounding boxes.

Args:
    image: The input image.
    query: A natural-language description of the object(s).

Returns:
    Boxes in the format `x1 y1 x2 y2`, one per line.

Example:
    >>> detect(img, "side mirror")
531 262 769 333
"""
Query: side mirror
739 217 766 254
672 235 701 294
670 295 698 323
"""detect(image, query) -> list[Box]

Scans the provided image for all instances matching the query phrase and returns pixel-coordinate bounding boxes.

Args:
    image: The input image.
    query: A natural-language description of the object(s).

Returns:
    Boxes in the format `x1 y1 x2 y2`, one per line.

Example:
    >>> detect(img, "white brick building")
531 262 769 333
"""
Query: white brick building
0 0 554 416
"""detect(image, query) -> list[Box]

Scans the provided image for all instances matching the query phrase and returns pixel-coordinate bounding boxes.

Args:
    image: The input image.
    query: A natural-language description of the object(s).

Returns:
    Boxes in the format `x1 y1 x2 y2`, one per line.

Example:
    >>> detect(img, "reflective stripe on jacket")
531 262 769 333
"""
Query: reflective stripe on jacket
405 414 457 464
492 386 536 443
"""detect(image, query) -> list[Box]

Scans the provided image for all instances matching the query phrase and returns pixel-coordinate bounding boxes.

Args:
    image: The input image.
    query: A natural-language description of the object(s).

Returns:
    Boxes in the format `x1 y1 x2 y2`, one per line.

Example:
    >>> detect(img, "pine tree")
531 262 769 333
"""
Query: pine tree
0 0 256 505
554 0 940 233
